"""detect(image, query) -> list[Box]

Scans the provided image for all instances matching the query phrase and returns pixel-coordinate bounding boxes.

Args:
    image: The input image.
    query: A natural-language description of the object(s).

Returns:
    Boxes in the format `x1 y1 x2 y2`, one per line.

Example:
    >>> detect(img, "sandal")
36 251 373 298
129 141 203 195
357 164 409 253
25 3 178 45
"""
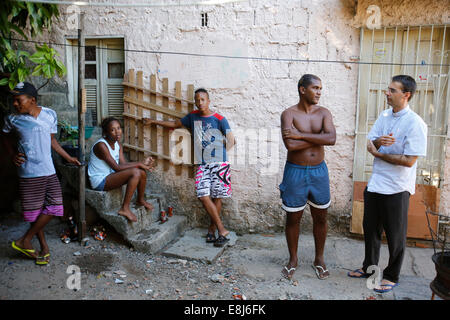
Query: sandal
347 268 370 278
281 266 296 279
206 232 216 243
12 241 36 259
36 253 50 266
312 264 330 280
213 235 230 247
374 281 398 293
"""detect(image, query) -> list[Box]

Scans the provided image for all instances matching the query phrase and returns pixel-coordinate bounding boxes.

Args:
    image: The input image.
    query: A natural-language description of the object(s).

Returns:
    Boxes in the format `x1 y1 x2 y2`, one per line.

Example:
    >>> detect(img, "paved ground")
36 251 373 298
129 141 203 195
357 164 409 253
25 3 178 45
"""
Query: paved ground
0 211 439 300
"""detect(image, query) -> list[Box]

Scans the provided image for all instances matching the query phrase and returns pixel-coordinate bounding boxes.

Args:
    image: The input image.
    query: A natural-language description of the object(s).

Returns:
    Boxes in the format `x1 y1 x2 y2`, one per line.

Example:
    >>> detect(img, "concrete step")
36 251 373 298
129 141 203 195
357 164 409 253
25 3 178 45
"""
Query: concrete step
128 215 188 254
98 199 160 239
85 186 187 255
86 188 164 223
85 188 124 213
146 193 166 223
162 228 238 264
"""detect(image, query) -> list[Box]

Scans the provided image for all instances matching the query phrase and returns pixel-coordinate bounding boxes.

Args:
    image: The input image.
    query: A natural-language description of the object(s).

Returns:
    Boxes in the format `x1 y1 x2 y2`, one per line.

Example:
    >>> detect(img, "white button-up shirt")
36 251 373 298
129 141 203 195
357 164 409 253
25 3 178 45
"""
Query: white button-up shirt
367 105 427 195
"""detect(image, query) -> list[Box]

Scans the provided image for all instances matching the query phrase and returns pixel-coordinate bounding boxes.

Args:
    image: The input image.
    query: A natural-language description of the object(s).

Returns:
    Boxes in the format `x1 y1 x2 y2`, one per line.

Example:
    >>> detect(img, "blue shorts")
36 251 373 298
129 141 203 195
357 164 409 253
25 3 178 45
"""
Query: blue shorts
94 177 107 191
279 161 331 212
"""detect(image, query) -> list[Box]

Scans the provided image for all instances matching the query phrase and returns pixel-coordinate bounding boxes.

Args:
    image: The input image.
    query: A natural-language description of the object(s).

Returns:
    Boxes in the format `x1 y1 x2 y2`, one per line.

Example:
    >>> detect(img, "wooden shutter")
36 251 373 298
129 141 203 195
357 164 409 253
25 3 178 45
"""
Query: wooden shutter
85 84 98 125
107 83 124 121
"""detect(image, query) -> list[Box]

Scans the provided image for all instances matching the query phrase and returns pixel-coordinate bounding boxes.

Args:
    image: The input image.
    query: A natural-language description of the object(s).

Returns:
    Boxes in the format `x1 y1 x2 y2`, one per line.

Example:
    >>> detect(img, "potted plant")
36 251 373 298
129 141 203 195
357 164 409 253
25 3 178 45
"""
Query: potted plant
58 120 79 159
426 209 450 299
58 120 95 159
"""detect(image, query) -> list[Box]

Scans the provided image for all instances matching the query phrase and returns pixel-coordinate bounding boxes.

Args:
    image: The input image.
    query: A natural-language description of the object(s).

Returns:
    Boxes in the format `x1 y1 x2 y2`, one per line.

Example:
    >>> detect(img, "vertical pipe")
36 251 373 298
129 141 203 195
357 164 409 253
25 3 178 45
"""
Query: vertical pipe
364 28 375 178
403 26 410 75
77 12 86 242
392 26 398 79
378 26 387 115
414 26 422 81
423 26 434 183
423 26 434 121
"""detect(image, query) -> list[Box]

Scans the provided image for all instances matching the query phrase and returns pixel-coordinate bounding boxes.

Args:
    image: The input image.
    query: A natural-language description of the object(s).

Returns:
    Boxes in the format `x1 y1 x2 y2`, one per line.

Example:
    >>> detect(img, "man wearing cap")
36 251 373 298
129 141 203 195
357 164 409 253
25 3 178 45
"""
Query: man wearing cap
2 82 80 265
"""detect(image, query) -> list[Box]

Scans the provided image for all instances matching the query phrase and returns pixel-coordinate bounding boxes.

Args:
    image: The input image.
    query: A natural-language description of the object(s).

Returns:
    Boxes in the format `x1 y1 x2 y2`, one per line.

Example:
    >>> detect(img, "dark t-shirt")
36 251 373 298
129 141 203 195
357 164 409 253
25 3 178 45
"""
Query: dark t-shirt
180 110 231 165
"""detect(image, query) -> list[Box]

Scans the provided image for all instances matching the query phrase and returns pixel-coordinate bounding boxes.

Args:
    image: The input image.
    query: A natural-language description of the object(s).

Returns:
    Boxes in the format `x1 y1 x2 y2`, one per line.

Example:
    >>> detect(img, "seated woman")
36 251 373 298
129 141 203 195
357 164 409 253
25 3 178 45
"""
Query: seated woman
88 117 154 222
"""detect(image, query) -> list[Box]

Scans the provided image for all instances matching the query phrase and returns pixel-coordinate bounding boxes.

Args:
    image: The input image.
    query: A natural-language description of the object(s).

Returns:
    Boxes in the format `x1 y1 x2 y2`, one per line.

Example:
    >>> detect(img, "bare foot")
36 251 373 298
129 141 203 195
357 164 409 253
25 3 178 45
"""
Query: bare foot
13 238 38 259
118 208 138 222
281 263 297 280
348 268 369 278
136 200 153 212
36 250 50 265
374 279 398 293
312 264 330 280
219 230 230 237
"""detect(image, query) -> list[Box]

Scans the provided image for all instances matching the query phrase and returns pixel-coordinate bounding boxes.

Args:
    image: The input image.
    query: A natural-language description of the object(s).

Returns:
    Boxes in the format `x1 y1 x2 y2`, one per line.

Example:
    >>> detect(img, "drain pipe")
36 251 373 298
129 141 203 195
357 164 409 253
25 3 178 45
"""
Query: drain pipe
77 12 87 244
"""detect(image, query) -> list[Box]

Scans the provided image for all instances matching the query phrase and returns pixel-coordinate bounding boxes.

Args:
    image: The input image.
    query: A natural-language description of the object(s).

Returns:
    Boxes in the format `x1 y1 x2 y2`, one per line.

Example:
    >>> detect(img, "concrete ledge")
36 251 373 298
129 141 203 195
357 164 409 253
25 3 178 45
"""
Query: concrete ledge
162 228 238 264
85 188 124 213
128 215 188 254
99 199 161 238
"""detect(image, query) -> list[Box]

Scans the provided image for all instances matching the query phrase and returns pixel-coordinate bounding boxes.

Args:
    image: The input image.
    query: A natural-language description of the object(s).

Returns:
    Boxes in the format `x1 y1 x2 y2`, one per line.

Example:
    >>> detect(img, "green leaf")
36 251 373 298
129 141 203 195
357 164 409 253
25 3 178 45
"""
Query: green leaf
55 59 67 75
42 64 51 78
0 78 8 86
29 53 46 64
17 67 28 82
31 64 43 76
0 1 61 83
17 50 30 58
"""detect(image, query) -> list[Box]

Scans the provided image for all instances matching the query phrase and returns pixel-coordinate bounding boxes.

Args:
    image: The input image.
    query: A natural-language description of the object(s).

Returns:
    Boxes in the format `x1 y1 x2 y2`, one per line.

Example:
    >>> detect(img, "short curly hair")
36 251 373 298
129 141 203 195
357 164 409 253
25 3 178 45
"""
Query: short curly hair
101 116 121 137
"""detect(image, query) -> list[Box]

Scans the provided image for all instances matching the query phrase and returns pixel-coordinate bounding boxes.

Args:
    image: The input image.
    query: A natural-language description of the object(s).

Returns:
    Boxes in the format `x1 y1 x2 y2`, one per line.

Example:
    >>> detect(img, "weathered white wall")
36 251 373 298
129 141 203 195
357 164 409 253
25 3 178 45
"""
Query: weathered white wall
35 0 448 232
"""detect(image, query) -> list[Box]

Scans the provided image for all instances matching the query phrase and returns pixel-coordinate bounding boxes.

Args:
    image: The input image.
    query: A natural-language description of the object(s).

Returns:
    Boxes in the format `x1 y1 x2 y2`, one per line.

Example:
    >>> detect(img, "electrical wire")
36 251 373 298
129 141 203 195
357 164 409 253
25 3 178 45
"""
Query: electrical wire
15 0 248 7
9 37 450 67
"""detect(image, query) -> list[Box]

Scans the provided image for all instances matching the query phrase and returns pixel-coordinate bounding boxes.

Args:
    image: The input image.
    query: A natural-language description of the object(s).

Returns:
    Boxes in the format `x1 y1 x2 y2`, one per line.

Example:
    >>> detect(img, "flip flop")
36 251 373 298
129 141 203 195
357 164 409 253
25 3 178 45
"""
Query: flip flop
12 241 36 259
281 266 296 279
347 268 370 278
213 235 230 247
374 282 398 293
36 253 50 266
312 264 330 280
205 232 216 243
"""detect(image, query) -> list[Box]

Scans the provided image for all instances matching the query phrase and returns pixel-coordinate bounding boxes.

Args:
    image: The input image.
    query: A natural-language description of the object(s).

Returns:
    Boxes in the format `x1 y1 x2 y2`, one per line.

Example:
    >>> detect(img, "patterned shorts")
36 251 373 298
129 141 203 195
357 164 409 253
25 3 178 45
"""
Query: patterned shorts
195 162 232 198
19 174 64 222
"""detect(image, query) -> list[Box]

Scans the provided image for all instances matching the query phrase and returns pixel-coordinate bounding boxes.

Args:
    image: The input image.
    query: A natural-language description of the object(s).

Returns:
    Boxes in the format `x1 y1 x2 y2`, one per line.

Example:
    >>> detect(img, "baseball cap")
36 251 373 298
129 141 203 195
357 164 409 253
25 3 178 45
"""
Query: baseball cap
10 82 38 98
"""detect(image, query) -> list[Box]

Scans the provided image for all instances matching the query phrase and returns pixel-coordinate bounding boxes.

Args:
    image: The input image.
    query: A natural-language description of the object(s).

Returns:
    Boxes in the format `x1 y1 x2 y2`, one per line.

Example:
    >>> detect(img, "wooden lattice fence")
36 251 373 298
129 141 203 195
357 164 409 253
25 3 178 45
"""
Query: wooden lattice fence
122 69 195 177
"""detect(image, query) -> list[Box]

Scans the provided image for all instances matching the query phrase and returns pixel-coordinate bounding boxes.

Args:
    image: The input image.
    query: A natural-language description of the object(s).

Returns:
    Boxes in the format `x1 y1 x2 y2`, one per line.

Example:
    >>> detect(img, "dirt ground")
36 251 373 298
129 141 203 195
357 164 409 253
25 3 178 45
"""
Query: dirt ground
0 211 241 300
0 210 439 301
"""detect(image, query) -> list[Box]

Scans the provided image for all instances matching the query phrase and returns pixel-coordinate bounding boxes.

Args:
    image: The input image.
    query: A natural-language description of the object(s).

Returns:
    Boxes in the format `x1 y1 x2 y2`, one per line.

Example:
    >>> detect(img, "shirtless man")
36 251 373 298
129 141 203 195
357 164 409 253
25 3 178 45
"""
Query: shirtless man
280 74 336 280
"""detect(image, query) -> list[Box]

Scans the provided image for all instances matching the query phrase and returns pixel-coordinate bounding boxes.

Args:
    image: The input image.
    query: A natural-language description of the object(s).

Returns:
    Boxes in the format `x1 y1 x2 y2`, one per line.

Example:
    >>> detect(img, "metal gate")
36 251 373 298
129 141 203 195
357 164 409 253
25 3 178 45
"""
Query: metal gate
351 25 450 239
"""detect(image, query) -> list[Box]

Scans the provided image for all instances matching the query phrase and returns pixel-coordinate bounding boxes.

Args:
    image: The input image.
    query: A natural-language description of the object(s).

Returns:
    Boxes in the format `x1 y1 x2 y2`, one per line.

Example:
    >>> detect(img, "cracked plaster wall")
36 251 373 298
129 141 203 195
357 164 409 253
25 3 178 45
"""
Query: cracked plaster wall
27 0 449 232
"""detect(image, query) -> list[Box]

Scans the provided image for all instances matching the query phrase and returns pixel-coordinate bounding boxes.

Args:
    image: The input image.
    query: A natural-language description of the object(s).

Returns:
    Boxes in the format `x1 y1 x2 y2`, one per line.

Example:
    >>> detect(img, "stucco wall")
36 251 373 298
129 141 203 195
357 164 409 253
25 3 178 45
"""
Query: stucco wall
26 0 448 232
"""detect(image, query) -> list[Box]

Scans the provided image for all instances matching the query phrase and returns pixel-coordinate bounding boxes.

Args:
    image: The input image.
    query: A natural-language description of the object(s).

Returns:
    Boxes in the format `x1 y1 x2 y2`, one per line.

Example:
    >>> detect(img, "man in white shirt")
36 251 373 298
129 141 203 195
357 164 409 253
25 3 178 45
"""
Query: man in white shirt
348 75 427 293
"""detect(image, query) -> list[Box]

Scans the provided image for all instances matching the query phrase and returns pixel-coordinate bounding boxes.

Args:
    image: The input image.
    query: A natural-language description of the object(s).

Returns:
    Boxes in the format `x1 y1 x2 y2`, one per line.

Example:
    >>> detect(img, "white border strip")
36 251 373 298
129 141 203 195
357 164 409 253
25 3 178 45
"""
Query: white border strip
307 200 331 209
282 203 307 213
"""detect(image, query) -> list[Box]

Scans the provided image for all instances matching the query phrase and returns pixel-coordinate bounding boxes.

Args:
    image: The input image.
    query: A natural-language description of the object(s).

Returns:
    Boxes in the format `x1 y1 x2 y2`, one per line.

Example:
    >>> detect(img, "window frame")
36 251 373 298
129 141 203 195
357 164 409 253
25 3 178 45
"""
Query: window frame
65 35 127 125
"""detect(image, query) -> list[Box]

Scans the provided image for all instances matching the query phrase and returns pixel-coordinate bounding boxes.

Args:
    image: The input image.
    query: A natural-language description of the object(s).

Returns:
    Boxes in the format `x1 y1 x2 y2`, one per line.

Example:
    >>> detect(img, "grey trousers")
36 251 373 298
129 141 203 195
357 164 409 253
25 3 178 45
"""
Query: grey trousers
362 187 410 283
